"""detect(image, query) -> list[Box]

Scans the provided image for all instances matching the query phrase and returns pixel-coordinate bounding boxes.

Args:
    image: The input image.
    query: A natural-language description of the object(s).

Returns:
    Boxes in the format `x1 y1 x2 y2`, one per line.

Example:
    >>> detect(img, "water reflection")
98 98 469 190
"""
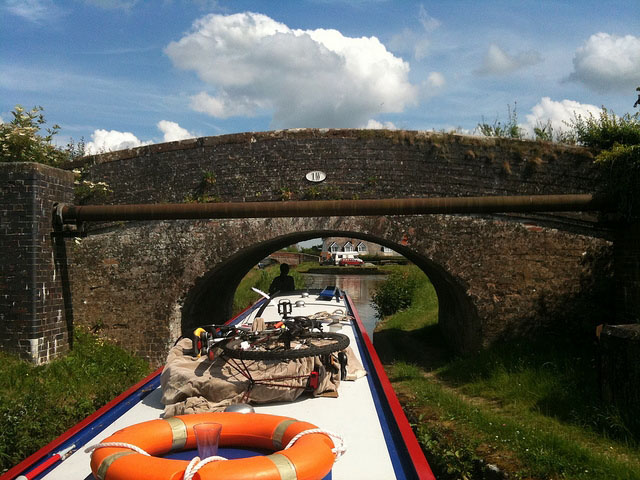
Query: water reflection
300 273 387 339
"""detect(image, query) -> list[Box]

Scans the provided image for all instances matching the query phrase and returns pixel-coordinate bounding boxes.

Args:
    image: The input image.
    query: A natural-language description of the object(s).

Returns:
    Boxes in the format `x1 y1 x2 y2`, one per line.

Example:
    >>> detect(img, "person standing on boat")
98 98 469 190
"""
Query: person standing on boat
269 263 295 294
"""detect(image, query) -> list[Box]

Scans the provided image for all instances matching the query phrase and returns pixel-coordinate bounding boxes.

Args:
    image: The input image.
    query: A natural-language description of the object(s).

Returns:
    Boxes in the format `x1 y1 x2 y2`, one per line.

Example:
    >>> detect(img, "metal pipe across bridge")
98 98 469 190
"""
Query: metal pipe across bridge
56 194 611 224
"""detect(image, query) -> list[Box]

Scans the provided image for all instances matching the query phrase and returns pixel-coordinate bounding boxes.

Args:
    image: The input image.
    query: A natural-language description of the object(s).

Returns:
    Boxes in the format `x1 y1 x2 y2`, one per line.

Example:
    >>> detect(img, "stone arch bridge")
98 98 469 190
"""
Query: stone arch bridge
3 129 635 365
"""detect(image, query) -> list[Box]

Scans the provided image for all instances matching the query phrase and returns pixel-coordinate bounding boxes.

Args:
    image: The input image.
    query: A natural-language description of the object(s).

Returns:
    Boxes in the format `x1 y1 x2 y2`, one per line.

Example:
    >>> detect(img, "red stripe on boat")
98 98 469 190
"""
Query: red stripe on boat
346 295 436 480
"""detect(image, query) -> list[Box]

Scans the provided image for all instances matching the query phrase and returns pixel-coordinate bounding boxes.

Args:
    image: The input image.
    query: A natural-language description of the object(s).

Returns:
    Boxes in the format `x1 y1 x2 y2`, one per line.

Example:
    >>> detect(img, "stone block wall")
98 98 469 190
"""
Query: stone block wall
72 129 602 209
58 129 616 365
0 163 75 363
3 130 632 366
68 214 613 365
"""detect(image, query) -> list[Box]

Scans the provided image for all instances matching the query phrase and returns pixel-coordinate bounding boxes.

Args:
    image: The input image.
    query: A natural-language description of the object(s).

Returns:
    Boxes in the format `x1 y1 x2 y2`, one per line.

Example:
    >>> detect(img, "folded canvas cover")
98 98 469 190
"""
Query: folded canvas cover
161 338 365 416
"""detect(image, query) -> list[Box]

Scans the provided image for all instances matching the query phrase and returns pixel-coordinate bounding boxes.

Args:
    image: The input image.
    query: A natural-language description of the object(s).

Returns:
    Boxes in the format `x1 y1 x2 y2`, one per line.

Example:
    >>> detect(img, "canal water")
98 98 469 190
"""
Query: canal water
300 273 387 339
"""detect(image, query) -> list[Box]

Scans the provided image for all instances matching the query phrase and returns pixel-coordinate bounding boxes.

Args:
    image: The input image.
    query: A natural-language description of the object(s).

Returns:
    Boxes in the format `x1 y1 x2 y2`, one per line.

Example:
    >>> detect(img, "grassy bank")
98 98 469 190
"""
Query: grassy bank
0 329 151 473
373 267 640 479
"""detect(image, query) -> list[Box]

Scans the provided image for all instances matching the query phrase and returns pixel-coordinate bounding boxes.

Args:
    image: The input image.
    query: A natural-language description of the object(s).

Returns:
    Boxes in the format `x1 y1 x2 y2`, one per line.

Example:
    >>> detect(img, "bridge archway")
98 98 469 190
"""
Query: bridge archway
181 229 478 353
59 130 614 365
70 213 610 365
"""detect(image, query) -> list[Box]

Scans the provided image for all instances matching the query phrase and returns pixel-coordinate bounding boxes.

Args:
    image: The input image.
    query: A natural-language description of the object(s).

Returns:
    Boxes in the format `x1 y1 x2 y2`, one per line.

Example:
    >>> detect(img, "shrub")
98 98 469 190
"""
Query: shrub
596 143 640 220
0 105 70 166
568 108 640 220
371 271 420 318
569 108 640 150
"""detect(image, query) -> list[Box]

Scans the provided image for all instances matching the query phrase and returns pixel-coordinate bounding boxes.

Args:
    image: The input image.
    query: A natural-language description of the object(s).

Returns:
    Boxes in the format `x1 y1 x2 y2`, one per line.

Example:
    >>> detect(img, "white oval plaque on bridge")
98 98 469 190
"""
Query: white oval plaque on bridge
305 170 326 183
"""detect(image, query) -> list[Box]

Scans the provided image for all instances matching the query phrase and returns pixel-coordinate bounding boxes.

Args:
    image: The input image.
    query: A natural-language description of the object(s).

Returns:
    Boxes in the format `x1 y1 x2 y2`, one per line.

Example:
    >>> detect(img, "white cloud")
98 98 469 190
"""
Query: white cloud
190 91 266 119
417 71 445 100
425 71 445 89
569 33 640 92
4 0 61 23
85 129 148 154
388 4 439 60
417 4 440 32
165 12 417 128
362 119 397 129
521 97 602 137
157 120 194 142
85 121 194 153
389 28 431 61
477 44 542 75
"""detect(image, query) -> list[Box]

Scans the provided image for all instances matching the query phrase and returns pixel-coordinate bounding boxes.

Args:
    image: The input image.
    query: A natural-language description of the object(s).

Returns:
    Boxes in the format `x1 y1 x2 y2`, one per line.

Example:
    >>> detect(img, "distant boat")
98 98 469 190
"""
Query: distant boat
5 288 434 480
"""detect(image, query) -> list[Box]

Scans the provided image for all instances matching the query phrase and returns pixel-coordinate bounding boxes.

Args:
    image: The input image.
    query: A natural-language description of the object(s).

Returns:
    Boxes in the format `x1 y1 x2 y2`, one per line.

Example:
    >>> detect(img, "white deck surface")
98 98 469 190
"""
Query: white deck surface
43 292 399 480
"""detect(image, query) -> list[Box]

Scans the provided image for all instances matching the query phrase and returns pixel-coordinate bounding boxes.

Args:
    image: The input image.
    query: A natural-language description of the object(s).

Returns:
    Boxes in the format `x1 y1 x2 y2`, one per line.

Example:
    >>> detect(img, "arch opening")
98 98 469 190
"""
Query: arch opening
181 229 480 353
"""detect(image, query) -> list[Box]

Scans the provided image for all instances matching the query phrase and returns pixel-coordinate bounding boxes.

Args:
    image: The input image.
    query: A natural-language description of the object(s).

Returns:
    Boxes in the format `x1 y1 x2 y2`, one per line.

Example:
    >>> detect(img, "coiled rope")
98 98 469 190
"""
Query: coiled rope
285 429 347 460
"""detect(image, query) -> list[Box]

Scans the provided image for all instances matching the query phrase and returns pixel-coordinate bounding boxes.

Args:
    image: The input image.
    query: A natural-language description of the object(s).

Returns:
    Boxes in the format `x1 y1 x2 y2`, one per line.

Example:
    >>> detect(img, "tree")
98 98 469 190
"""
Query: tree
0 105 69 166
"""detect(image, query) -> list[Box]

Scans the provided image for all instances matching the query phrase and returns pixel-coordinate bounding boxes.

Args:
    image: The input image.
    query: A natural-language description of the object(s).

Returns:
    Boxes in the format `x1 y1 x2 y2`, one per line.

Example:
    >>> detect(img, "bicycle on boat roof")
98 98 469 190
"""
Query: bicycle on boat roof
191 298 350 362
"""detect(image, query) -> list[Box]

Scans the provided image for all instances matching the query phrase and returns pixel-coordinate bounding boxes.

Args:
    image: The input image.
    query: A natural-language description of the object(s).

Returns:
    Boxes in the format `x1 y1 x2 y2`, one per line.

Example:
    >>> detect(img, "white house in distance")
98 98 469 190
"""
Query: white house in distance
321 237 398 264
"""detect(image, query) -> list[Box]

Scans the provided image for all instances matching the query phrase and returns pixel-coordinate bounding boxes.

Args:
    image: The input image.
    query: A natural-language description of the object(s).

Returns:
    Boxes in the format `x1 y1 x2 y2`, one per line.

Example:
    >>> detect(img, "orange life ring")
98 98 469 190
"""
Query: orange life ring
89 412 336 480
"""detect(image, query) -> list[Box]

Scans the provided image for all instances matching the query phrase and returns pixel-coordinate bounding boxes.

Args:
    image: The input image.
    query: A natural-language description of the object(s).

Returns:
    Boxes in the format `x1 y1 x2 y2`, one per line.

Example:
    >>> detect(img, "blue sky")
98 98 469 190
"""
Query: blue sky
2 0 639 153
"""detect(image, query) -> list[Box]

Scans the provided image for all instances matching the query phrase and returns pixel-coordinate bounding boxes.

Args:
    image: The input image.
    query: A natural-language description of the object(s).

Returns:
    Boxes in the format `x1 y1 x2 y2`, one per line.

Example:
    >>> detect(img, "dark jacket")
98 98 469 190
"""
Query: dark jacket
269 275 295 294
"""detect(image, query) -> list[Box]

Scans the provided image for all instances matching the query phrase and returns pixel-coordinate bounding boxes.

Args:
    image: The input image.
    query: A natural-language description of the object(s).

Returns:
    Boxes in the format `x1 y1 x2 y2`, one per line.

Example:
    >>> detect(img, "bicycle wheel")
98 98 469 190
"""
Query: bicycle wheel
220 332 350 360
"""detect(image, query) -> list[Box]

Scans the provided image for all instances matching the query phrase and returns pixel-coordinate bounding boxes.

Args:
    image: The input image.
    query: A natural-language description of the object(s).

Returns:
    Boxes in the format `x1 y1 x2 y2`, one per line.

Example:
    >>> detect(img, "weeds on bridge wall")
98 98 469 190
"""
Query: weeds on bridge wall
185 169 222 203
477 100 640 220
477 102 525 140
273 185 345 201
73 167 112 204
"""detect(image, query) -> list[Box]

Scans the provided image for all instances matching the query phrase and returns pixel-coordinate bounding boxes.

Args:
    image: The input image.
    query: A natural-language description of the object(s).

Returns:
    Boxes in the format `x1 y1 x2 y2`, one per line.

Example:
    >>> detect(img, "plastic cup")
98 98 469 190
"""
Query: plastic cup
193 423 222 459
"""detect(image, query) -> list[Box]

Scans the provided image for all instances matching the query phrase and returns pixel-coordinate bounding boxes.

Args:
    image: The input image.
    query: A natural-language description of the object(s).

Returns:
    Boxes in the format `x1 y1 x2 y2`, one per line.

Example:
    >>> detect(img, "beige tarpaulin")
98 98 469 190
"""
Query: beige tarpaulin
162 338 366 417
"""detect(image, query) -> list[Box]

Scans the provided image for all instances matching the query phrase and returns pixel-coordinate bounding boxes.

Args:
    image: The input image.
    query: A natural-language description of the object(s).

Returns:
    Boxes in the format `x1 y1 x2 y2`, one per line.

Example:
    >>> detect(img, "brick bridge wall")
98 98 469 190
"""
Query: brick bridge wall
74 129 602 205
3 129 634 365
0 163 74 363
60 129 615 365
70 216 612 365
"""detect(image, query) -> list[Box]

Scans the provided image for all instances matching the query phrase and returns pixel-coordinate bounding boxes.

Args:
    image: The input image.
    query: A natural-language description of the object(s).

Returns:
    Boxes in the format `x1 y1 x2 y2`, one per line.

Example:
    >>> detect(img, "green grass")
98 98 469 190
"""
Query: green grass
0 329 151 473
373 266 640 479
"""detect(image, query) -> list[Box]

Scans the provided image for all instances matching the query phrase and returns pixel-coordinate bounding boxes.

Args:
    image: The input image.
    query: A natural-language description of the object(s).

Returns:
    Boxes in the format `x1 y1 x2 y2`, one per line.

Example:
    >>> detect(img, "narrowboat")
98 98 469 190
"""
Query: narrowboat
4 287 434 480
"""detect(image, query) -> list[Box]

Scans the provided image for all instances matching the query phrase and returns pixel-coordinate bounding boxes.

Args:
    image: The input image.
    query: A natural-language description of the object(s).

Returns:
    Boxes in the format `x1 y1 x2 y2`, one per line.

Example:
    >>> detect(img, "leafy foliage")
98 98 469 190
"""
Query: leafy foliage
299 244 322 256
0 105 71 166
569 108 640 220
184 169 221 203
371 269 420 318
532 119 577 143
595 143 640 220
477 98 640 220
0 329 150 472
73 167 113 204
569 108 640 150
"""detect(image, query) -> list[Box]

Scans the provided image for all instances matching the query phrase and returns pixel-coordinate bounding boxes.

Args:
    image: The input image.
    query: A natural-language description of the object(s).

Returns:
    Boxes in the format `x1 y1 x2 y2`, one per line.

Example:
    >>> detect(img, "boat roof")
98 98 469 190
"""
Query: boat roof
5 290 433 480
